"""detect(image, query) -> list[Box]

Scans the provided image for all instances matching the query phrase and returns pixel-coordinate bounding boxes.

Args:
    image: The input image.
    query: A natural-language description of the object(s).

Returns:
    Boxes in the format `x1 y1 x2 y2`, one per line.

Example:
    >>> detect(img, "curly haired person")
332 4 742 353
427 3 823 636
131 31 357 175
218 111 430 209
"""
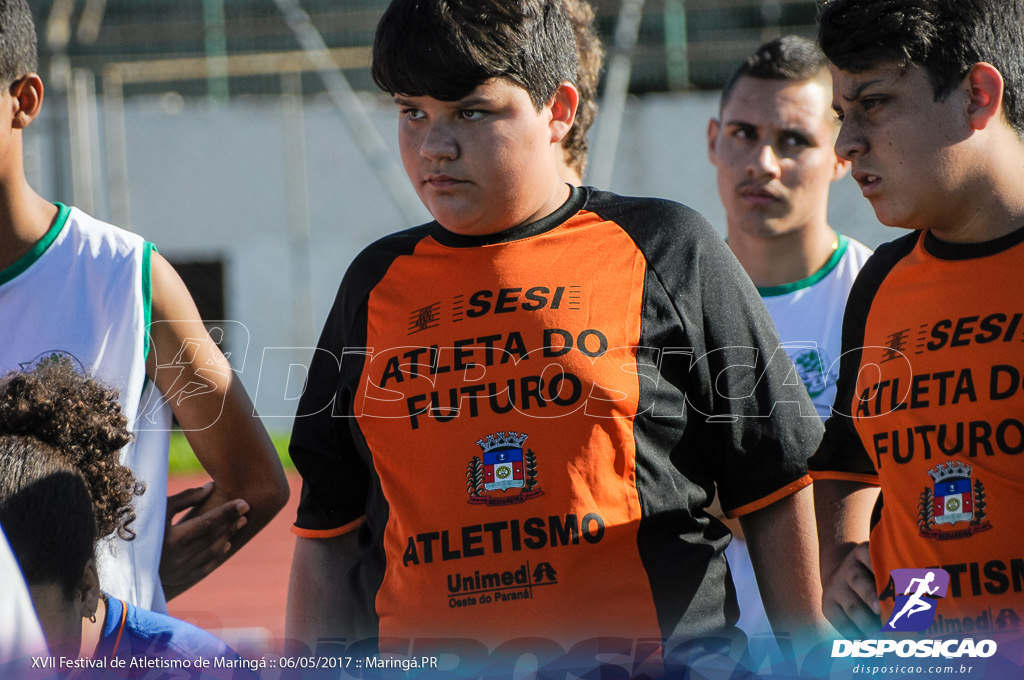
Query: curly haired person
0 360 252 673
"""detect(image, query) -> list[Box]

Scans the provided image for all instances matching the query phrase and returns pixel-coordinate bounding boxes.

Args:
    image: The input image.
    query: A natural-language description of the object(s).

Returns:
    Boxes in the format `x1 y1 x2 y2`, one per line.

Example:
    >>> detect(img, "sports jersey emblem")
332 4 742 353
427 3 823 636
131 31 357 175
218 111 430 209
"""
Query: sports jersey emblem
466 431 543 506
790 348 832 398
918 462 992 540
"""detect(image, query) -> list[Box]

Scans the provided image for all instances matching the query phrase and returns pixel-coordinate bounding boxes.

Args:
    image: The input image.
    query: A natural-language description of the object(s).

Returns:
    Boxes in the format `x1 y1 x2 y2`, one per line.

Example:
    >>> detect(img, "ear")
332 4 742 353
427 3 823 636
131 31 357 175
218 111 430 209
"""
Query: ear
965 62 1003 132
707 117 721 164
76 559 101 621
548 81 579 144
9 73 44 130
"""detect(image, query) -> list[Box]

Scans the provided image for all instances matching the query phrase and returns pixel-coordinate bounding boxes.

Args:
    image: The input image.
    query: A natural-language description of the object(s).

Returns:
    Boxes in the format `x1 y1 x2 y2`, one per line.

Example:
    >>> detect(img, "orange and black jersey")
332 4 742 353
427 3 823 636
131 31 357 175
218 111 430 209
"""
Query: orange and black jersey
810 225 1024 633
290 186 822 650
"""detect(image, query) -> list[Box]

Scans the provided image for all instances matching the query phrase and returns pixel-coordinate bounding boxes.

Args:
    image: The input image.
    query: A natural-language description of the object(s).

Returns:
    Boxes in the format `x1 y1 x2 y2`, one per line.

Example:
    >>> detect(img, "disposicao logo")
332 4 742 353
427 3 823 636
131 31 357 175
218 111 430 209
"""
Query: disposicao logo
831 567 998 660
883 568 949 632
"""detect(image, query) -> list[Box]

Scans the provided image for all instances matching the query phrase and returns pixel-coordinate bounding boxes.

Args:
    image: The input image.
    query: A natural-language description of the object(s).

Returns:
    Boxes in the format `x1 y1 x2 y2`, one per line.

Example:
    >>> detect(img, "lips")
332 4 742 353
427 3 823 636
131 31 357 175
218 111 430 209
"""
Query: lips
853 170 881 195
425 174 464 189
739 185 781 207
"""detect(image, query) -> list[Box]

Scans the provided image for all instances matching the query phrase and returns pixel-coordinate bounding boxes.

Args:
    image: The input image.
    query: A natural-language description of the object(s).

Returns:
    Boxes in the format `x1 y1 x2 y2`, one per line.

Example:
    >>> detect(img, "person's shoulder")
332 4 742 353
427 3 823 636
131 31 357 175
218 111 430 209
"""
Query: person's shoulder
859 230 919 277
841 233 875 261
344 222 435 279
328 222 436 320
846 230 921 309
580 189 745 303
827 232 876 281
121 599 236 661
579 188 722 261
360 221 436 255
581 188 715 236
59 204 152 268
65 205 144 245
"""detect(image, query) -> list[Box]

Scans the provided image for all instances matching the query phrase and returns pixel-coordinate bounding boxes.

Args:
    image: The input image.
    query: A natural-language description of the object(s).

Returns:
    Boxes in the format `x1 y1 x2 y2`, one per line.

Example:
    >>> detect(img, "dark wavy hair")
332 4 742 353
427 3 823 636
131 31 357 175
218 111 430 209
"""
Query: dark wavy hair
819 0 1024 136
0 359 144 541
372 0 578 110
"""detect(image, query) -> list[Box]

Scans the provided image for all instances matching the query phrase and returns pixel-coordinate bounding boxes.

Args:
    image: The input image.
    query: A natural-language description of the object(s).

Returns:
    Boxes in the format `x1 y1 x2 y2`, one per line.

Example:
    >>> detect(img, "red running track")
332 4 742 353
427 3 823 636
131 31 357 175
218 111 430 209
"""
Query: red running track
166 472 302 657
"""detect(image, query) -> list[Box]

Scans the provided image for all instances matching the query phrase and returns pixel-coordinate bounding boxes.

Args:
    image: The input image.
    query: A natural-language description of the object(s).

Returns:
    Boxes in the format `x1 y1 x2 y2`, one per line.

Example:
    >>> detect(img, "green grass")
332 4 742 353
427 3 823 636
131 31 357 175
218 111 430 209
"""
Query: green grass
168 430 294 475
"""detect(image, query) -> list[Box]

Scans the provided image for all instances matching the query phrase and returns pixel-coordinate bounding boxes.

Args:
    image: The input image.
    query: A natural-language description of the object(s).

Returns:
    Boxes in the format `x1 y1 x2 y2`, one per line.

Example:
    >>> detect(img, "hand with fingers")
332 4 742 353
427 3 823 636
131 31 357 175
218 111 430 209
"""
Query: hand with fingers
821 541 881 639
160 482 250 600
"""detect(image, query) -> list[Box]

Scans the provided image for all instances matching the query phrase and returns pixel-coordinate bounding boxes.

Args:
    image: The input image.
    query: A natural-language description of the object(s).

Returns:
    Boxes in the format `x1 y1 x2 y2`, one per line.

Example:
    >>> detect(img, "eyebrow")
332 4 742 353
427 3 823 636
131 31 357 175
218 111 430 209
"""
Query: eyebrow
454 95 491 108
723 119 817 137
780 125 813 138
837 78 886 102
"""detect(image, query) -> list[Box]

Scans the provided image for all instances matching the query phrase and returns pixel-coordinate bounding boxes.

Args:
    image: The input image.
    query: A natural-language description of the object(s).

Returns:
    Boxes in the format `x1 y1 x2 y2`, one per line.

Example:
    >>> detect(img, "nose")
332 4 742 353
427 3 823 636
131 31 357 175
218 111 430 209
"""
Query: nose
748 143 781 178
420 119 458 161
835 120 865 161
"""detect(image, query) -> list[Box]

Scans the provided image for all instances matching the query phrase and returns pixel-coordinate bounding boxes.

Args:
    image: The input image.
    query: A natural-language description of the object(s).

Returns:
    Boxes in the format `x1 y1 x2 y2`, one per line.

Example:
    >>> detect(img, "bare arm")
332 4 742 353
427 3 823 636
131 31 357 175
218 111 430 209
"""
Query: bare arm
813 479 880 638
148 252 290 599
740 485 830 647
285 533 377 653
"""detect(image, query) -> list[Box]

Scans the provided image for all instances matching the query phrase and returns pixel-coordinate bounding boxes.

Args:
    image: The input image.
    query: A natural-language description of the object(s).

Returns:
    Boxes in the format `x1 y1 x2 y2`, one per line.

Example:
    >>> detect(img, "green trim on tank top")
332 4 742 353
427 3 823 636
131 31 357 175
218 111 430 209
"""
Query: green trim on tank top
0 203 70 286
757 234 849 297
142 241 156 363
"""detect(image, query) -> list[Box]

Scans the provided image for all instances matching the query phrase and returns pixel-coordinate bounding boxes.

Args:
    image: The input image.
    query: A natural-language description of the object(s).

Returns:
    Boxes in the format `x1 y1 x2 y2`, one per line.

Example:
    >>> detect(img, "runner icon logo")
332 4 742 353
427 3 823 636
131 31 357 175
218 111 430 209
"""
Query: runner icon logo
883 568 950 632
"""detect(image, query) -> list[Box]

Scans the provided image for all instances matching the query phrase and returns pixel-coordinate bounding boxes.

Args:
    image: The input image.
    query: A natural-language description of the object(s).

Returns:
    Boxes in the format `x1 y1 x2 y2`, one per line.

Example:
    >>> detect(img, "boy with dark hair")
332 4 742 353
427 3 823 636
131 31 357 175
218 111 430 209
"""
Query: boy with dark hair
287 0 826 667
710 35 871 421
809 0 1024 639
719 36 825 109
708 35 872 648
0 0 288 612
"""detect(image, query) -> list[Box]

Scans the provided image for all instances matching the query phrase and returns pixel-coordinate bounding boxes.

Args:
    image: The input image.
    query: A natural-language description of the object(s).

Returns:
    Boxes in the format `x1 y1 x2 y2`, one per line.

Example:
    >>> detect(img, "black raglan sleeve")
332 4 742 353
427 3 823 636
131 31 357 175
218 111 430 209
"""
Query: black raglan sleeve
289 226 431 535
674 214 823 515
594 191 823 515
808 231 921 482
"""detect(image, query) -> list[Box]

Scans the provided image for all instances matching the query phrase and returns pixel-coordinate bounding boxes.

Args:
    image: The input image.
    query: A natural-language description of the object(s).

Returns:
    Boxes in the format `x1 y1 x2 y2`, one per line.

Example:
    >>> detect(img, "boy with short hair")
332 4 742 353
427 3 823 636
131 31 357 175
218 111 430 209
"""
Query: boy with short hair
708 35 873 648
809 0 1024 639
0 0 289 611
287 0 826 666
709 35 872 421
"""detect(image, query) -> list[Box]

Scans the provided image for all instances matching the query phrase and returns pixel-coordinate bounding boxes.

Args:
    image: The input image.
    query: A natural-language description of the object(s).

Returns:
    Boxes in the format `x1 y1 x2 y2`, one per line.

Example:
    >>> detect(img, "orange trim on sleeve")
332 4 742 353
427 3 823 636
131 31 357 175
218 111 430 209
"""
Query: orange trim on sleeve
725 474 813 518
291 516 366 539
808 469 880 486
108 598 128 661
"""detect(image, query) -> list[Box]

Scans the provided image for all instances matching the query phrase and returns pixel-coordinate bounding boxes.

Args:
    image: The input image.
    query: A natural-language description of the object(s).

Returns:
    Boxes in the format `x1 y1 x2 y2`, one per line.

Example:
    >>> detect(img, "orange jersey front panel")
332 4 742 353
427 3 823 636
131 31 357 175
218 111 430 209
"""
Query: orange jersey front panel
354 211 660 645
843 235 1024 633
292 187 823 652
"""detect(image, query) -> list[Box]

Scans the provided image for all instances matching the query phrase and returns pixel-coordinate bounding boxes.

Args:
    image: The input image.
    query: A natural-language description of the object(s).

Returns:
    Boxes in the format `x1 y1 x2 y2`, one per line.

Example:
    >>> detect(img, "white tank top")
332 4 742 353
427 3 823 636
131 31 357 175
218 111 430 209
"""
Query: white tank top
0 203 173 612
759 234 875 420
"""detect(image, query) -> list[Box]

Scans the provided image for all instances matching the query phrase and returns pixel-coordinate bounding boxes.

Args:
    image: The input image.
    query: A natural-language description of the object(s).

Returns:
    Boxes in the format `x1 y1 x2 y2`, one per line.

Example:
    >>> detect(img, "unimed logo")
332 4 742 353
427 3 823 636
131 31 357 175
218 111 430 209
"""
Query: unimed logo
883 568 950 632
